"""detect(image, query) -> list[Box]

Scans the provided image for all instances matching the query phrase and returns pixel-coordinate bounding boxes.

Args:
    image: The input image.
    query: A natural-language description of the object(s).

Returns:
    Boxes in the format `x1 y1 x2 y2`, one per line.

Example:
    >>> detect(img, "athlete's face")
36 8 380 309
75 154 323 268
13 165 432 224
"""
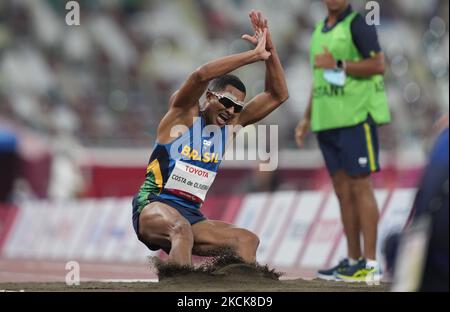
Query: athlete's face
325 0 348 13
203 85 246 127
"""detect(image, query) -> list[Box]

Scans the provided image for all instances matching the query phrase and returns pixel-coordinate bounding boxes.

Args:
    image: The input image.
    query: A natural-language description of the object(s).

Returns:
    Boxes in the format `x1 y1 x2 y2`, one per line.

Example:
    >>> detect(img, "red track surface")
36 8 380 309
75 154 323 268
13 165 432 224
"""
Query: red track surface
0 258 157 283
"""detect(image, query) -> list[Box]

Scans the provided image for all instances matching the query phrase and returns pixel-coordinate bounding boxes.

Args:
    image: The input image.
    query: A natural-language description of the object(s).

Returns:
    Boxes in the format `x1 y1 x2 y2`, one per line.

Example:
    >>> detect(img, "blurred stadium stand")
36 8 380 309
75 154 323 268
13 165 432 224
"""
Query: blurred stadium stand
0 0 448 200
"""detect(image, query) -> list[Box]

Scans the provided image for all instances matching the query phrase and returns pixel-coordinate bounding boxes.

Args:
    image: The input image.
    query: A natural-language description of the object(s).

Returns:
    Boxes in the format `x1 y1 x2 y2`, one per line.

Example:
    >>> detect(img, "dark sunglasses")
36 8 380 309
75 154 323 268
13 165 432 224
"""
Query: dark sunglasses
207 90 244 113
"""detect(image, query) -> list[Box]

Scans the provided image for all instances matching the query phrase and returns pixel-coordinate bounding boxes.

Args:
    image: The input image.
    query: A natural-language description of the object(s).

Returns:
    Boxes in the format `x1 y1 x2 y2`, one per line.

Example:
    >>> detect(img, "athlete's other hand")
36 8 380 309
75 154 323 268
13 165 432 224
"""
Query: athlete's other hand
253 28 271 61
242 10 274 51
295 119 310 148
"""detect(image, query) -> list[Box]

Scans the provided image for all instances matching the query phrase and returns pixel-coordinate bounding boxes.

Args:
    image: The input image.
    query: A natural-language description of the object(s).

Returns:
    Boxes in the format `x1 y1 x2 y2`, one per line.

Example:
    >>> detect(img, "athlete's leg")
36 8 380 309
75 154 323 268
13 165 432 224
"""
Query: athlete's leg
191 220 260 263
331 170 362 260
349 173 379 260
138 201 194 266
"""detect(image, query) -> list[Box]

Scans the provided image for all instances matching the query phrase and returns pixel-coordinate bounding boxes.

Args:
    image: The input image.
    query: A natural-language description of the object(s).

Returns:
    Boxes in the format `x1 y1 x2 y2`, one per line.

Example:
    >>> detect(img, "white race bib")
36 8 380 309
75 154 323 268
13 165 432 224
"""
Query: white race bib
164 161 217 203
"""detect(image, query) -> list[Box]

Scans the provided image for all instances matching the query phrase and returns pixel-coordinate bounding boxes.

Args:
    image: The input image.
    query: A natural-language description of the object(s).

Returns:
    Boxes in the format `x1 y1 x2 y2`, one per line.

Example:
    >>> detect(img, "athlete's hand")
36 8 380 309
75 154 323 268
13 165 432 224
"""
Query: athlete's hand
253 28 271 61
315 47 336 69
242 10 273 51
295 119 310 148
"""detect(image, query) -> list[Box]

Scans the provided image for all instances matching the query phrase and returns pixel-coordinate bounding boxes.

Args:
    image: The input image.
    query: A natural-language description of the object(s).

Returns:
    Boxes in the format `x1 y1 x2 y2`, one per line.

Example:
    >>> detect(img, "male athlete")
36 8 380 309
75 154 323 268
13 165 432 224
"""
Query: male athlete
132 11 288 266
295 0 390 281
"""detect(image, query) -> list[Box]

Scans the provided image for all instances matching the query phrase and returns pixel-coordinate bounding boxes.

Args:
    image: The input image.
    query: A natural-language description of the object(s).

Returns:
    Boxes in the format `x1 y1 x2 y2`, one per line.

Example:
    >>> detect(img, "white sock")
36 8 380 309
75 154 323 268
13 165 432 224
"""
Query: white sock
348 258 358 266
366 259 379 268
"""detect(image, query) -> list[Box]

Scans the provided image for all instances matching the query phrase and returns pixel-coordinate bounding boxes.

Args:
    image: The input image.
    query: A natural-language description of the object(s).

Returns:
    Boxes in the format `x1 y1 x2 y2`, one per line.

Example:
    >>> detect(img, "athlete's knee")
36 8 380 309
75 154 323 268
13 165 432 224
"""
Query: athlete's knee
235 230 260 251
138 210 159 237
170 219 194 243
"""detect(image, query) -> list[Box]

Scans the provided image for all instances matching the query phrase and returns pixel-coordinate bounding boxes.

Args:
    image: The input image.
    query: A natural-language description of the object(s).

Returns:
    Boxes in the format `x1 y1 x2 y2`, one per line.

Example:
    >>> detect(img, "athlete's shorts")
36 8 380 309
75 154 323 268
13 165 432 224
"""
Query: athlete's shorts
316 118 380 176
132 194 206 251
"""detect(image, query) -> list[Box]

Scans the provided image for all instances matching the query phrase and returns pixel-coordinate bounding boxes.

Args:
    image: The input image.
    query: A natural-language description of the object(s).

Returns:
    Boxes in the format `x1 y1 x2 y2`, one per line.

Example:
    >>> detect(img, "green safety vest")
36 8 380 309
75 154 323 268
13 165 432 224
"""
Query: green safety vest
310 12 391 132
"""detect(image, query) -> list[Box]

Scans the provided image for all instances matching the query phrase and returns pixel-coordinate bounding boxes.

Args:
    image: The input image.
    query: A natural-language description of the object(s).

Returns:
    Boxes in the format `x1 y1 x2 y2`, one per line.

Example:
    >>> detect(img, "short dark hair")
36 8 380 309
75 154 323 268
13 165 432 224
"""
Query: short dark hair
209 74 246 94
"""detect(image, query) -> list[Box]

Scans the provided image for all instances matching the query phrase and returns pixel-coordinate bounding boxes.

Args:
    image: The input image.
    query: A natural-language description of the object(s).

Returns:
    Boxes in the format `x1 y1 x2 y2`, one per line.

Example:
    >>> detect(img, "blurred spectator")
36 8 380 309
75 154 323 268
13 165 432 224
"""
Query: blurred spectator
47 135 85 200
0 127 20 202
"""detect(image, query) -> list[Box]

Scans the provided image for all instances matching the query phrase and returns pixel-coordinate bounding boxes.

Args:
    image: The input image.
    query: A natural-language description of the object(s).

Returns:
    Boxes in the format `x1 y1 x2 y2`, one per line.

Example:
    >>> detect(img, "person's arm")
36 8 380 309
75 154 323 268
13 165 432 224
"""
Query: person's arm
295 87 313 148
237 12 289 127
171 45 270 111
157 31 271 143
315 14 385 78
315 48 385 77
344 53 385 77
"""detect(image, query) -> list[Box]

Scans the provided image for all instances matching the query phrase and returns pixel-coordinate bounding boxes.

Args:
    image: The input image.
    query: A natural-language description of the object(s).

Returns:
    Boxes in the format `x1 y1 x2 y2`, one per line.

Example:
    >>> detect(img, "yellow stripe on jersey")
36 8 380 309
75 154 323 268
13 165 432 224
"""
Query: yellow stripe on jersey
364 123 376 172
146 159 163 192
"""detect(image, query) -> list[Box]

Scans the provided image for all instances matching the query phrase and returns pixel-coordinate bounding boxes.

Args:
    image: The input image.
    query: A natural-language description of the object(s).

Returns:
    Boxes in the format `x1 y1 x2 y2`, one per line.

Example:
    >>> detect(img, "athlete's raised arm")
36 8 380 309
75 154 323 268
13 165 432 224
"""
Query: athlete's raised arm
170 34 271 111
156 30 271 143
236 11 289 127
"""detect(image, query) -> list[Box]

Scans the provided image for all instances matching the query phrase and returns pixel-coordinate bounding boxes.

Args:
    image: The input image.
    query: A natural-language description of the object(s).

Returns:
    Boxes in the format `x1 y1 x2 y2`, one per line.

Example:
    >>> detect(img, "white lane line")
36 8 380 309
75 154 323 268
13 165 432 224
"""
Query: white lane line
0 271 64 281
0 260 152 274
0 272 159 283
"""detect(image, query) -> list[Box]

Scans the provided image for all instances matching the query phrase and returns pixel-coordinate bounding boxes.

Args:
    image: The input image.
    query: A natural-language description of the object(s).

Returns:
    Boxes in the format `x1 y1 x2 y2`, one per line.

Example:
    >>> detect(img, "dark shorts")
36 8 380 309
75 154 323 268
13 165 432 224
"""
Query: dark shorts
132 194 206 251
317 119 380 176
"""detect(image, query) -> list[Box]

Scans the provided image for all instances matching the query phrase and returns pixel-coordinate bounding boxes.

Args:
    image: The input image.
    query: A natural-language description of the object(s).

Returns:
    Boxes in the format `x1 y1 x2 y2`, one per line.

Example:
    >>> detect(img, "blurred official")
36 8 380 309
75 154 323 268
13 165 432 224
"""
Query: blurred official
295 0 390 282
